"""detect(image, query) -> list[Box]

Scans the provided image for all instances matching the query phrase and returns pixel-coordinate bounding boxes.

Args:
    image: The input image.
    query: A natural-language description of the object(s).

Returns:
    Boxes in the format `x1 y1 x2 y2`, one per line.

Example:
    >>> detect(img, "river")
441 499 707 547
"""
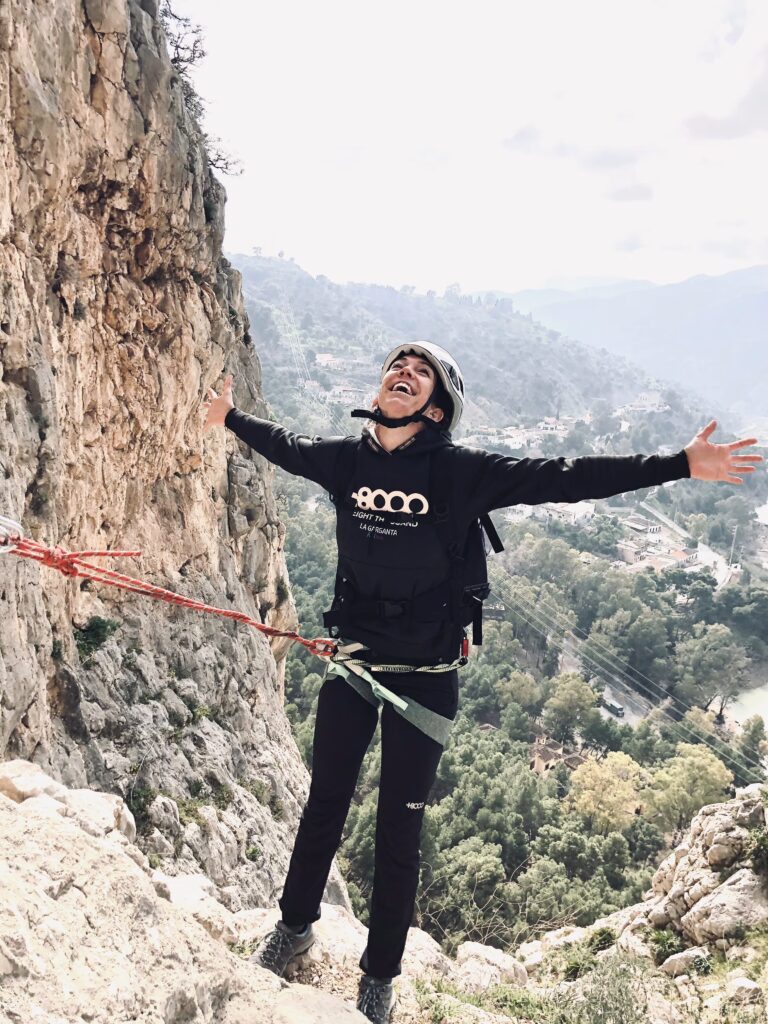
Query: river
729 500 768 723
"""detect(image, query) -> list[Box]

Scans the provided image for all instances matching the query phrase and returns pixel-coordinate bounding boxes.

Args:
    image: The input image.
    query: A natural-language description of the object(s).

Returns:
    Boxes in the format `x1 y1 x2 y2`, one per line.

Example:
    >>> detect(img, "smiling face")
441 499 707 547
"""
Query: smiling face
374 354 444 424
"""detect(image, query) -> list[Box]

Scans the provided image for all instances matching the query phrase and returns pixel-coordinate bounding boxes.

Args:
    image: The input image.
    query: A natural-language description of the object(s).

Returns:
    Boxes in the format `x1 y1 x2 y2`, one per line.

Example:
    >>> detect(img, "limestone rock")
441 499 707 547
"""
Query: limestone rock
0 790 286 1021
272 985 368 1023
660 946 710 977
680 869 768 944
0 759 68 803
0 0 349 923
725 976 764 1005
455 942 527 988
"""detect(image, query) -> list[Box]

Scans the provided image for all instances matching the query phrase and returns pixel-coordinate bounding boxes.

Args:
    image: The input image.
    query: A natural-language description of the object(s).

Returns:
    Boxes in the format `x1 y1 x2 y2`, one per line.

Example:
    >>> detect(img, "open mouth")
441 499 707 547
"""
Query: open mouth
391 382 414 396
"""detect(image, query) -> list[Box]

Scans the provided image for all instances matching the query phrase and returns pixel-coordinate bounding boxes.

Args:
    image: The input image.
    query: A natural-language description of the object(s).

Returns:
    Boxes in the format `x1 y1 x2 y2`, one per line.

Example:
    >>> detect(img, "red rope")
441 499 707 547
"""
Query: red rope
0 533 337 659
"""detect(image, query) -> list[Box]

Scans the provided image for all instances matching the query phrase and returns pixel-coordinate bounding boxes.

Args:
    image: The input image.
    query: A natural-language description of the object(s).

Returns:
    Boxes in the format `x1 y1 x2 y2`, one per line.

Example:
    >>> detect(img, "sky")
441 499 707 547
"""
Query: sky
172 0 768 293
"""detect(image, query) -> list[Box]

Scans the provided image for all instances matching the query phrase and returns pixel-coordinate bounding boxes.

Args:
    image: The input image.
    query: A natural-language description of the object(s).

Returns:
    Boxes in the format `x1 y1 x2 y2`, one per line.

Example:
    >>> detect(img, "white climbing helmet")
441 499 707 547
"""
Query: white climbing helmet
380 341 465 433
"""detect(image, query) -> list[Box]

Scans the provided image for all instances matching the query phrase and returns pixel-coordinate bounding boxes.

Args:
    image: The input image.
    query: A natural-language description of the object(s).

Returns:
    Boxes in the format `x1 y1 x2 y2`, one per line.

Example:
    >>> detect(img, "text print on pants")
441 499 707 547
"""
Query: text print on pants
352 487 429 515
405 801 425 810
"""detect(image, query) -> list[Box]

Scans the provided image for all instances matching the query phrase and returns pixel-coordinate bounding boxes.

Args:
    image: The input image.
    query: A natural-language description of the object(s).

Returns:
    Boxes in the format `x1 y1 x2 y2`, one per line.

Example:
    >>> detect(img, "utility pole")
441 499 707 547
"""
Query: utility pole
728 524 738 567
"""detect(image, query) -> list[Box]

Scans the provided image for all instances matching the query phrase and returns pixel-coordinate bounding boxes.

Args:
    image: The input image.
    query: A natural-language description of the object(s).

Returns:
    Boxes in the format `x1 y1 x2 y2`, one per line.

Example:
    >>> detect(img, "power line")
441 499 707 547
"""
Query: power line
488 554 768 769
487 565 766 774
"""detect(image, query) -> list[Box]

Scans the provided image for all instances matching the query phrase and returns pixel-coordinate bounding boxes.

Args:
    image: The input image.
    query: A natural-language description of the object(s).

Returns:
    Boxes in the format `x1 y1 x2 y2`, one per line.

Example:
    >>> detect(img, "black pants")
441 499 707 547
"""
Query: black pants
278 666 459 979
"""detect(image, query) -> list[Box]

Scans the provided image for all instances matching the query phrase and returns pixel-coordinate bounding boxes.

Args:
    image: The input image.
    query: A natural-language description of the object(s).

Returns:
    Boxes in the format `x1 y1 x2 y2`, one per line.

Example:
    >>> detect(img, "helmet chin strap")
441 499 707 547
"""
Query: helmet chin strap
351 389 444 430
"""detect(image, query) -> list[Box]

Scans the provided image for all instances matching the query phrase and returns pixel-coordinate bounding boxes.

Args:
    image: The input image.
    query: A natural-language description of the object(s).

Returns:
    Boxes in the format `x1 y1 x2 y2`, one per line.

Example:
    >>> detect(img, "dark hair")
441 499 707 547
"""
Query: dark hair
428 380 453 426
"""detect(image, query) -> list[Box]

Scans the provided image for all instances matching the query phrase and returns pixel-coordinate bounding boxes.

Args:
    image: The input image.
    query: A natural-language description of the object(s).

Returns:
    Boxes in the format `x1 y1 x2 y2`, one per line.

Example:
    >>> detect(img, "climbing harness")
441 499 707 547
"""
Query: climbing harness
327 642 462 747
0 516 459 743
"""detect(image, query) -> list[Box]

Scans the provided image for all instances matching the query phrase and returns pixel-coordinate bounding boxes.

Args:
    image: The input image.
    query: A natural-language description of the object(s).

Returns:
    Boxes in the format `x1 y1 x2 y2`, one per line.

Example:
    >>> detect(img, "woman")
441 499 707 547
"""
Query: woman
203 342 761 1023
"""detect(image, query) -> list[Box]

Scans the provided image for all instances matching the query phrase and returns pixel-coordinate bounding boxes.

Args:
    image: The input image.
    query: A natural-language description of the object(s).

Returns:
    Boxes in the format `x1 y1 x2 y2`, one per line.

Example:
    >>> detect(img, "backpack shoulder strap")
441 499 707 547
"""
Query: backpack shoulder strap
328 437 360 506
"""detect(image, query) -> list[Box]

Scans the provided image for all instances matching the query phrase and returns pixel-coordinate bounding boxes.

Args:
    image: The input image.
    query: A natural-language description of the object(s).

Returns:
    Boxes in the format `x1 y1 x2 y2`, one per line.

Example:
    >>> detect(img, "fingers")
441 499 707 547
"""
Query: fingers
731 455 763 463
728 437 760 450
725 477 743 485
699 419 717 439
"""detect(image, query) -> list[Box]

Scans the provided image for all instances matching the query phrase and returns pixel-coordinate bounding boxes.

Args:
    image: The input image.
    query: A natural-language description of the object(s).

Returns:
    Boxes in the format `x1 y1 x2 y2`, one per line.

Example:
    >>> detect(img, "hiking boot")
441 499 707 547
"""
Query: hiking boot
249 921 314 977
356 973 396 1023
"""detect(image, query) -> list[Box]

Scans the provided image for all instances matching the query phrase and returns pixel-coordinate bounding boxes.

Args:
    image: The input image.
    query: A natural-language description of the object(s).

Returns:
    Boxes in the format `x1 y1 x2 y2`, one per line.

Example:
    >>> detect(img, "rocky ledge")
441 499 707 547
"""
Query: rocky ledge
1 759 767 1023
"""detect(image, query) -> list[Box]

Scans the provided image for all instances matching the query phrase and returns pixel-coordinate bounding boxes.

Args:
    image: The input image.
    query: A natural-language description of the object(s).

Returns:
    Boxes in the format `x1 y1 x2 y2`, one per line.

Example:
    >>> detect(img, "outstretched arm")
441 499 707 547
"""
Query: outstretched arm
472 421 762 513
202 374 349 491
683 420 763 484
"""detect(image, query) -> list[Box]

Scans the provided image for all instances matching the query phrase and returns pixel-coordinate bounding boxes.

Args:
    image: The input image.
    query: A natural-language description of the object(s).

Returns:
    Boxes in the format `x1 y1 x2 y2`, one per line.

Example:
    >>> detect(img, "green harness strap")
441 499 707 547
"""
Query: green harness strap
325 642 462 748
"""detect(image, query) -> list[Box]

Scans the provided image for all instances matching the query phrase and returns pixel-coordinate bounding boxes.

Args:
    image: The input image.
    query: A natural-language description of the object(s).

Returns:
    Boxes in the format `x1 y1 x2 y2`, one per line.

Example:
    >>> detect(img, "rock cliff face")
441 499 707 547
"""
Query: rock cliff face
0 0 345 911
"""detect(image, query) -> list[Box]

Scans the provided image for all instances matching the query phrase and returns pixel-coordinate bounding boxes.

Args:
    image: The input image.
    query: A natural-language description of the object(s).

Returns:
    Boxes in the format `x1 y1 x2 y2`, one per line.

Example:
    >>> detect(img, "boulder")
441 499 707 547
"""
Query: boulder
455 942 527 987
659 946 710 977
725 977 764 1005
0 760 68 803
680 869 768 944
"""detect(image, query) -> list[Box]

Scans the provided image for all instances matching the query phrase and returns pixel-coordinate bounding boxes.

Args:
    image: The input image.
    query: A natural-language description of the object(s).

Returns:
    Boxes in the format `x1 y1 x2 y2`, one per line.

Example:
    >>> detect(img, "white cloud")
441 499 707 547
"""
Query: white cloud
608 184 654 202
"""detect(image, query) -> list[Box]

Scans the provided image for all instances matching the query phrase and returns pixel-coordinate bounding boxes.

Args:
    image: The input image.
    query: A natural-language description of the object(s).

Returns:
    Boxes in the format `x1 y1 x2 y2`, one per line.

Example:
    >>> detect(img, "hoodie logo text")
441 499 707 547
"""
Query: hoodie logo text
351 487 429 515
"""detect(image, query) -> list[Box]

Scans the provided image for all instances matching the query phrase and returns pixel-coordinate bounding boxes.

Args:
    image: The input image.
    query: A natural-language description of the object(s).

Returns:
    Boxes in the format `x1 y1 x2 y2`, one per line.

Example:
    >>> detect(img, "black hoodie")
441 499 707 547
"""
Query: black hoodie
225 409 690 664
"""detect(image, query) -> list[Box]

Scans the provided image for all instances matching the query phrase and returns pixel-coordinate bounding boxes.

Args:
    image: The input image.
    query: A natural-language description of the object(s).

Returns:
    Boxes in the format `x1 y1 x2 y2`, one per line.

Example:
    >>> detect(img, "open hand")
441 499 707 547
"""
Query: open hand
684 420 764 484
202 374 234 433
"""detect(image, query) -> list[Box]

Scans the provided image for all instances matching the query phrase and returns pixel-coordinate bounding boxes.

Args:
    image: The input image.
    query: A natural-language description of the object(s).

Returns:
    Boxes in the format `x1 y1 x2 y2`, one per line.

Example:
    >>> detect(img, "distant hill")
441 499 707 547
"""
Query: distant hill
230 254 716 437
504 266 768 421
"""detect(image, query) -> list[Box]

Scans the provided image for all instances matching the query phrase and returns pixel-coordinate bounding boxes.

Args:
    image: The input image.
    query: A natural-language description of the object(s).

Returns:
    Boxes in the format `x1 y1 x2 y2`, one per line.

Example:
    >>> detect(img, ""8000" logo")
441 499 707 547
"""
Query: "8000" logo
351 487 429 514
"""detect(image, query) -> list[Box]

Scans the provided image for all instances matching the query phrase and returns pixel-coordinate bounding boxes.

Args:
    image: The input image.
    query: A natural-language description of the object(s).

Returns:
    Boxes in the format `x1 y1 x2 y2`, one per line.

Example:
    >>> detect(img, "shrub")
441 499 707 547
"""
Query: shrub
74 616 119 659
587 926 617 953
127 785 157 836
269 794 284 821
245 846 261 862
211 782 234 810
561 942 596 981
276 575 290 606
649 927 686 965
691 953 712 975
550 955 651 1024
746 826 768 875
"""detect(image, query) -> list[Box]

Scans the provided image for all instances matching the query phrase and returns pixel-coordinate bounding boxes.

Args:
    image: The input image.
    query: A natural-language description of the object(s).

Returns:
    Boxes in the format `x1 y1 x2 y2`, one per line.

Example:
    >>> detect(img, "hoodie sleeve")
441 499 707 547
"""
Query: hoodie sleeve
469 448 690 513
224 408 351 492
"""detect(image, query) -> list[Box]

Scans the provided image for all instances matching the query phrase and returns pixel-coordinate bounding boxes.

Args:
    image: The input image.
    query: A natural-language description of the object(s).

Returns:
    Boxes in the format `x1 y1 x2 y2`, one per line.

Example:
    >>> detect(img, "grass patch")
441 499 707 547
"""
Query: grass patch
416 976 552 1024
210 781 234 810
176 797 205 826
239 776 283 818
246 845 261 862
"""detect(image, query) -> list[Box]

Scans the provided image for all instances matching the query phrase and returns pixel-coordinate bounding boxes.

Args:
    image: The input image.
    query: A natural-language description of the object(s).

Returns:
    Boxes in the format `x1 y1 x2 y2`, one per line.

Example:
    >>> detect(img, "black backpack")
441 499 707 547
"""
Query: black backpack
326 440 503 649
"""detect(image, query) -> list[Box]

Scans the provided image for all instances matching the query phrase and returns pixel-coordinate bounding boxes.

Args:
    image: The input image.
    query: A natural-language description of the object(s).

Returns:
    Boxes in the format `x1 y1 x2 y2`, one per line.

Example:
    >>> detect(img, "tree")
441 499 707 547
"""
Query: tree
419 837 512 949
738 715 768 779
674 623 750 716
567 752 650 835
541 672 598 744
648 743 733 837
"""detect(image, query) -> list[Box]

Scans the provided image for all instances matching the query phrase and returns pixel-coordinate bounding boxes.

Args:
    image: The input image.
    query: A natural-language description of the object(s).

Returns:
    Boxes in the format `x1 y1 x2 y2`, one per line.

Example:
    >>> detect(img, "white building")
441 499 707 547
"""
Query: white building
532 501 595 525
